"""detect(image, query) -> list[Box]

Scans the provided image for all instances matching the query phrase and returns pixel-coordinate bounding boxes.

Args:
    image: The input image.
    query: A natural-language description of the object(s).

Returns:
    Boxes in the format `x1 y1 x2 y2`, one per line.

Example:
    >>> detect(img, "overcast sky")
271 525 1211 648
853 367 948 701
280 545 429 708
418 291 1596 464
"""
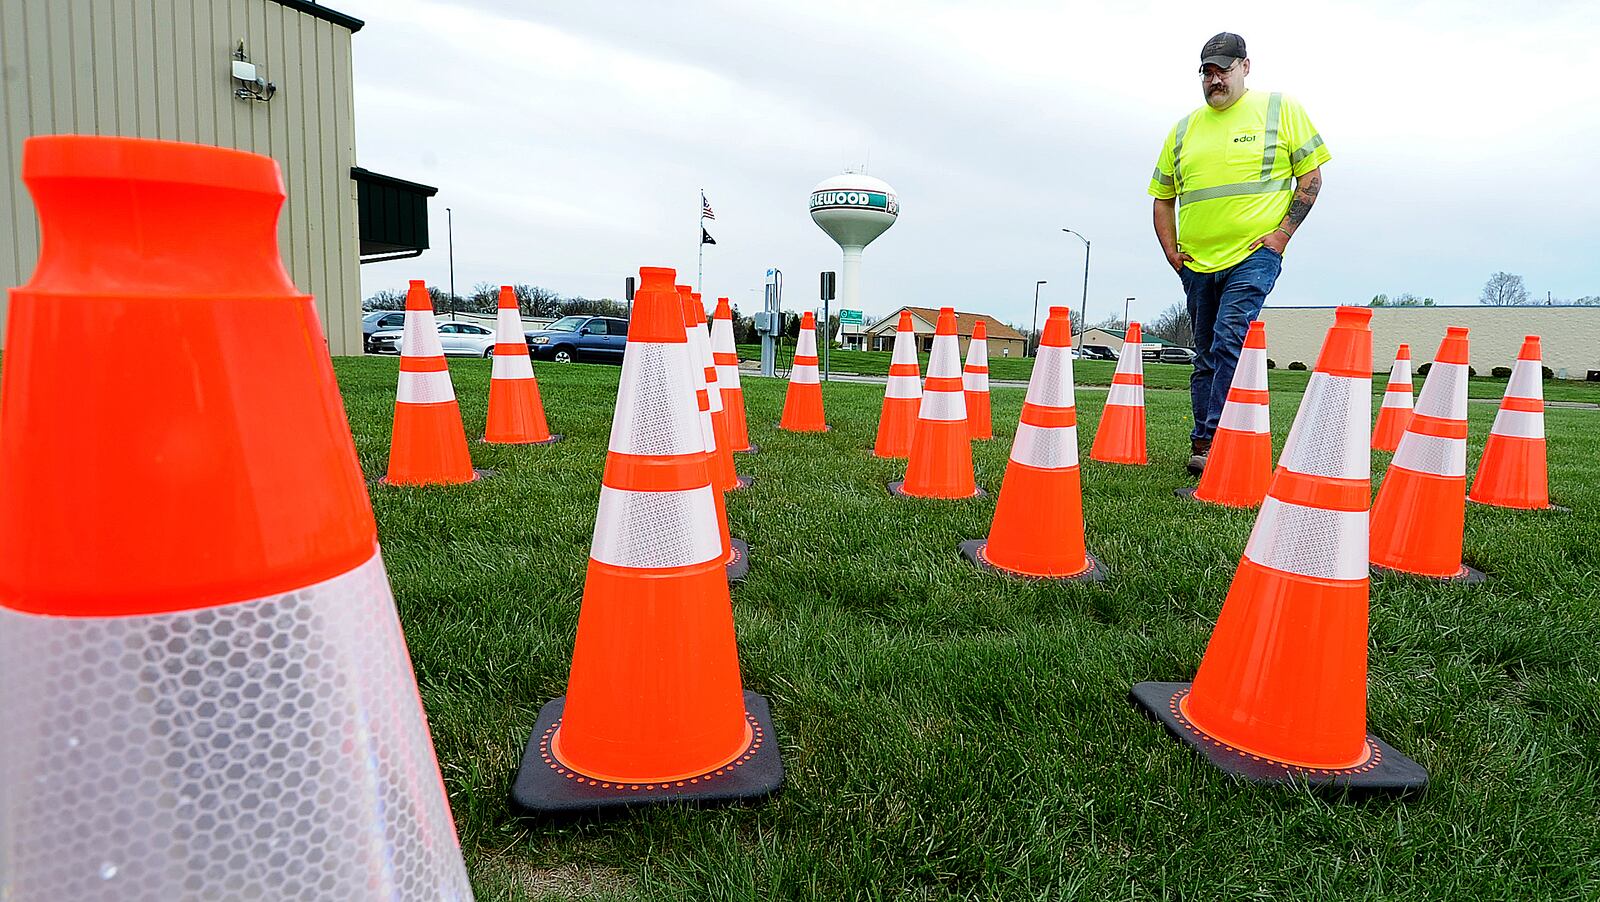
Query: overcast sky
346 0 1600 328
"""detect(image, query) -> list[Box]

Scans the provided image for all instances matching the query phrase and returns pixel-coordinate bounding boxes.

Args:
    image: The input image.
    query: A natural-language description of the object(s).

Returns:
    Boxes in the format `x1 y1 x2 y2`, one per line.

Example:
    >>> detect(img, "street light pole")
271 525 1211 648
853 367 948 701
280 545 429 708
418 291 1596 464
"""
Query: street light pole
446 206 456 321
1125 296 1134 329
1062 229 1090 349
1031 280 1047 357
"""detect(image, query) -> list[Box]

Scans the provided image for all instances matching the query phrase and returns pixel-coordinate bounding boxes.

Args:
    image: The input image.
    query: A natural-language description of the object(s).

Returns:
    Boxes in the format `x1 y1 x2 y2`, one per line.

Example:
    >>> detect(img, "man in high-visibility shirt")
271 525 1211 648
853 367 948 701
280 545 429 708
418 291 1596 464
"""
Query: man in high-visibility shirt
1149 32 1331 476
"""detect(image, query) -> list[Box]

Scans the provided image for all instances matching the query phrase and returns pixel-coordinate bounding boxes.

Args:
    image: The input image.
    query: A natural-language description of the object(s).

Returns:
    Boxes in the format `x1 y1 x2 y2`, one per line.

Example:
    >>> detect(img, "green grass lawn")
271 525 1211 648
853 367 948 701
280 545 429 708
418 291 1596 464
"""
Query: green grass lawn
341 356 1600 901
739 343 1600 404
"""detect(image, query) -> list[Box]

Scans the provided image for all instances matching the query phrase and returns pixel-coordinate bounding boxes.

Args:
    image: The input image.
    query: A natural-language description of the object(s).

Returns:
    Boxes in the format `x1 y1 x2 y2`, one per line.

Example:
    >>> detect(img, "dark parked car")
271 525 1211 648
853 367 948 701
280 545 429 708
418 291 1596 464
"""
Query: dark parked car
1080 344 1117 361
362 310 408 352
525 315 629 363
1158 346 1197 365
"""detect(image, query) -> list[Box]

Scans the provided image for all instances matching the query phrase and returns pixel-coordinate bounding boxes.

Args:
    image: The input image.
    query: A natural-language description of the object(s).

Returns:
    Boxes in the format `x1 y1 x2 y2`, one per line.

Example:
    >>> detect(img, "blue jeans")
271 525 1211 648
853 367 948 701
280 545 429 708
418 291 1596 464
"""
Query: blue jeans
1179 247 1282 442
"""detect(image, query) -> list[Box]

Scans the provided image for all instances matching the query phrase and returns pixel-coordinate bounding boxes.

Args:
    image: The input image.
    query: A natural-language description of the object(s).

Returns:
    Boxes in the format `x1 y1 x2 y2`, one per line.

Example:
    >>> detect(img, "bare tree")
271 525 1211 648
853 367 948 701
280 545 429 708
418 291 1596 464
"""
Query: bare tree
362 289 406 311
1480 272 1529 306
1150 303 1194 349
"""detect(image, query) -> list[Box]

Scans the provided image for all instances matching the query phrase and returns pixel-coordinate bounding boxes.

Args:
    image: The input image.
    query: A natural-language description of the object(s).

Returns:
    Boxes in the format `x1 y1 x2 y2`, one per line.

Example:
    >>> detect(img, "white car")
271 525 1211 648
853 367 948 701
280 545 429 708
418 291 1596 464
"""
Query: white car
367 321 497 357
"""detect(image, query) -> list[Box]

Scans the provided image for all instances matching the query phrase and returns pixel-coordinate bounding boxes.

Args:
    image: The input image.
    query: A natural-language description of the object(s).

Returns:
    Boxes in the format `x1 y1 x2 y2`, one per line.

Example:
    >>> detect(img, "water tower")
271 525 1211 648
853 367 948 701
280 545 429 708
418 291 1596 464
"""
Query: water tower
809 173 899 333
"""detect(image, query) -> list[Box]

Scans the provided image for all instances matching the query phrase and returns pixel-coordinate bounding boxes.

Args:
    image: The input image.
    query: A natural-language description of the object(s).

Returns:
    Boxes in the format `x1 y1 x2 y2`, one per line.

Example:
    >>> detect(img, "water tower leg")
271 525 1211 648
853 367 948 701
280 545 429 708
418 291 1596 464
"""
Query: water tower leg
840 246 863 344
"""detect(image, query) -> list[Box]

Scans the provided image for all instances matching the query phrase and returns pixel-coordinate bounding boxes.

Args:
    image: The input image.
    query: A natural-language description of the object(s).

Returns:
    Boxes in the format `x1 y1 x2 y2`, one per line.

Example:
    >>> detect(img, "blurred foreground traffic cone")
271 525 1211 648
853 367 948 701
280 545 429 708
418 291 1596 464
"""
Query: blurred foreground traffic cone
1132 306 1428 794
1372 344 1414 451
692 292 748 490
1370 327 1484 582
385 279 481 485
0 135 474 898
677 285 748 581
711 297 756 453
892 306 980 498
1470 336 1559 511
1179 320 1271 507
778 311 828 431
485 285 560 445
965 319 993 440
873 310 922 458
961 307 1103 580
510 268 782 818
1090 322 1148 465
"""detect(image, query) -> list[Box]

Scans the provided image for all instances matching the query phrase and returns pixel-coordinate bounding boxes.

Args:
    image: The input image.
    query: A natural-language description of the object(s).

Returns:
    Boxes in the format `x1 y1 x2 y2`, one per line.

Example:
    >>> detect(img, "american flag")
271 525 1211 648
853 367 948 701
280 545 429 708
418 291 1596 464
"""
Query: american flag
701 191 716 221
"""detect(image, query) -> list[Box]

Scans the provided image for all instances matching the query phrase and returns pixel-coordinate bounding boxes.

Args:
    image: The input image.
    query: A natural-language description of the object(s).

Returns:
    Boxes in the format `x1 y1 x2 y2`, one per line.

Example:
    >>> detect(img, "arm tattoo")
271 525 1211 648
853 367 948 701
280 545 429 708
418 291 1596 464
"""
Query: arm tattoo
1280 172 1321 236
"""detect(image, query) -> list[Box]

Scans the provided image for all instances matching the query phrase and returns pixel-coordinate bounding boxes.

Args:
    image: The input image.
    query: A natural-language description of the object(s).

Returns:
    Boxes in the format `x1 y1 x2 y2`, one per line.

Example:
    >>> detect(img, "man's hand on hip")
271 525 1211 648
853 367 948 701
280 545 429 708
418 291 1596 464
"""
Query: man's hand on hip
1247 228 1290 256
1167 247 1195 273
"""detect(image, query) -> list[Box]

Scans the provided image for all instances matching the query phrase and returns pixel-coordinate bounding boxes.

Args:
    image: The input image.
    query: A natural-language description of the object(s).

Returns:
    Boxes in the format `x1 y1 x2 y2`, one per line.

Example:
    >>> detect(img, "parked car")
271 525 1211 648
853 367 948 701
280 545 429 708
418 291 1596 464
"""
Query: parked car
362 310 408 352
1080 344 1117 361
524 315 629 363
1158 346 1197 365
366 321 497 357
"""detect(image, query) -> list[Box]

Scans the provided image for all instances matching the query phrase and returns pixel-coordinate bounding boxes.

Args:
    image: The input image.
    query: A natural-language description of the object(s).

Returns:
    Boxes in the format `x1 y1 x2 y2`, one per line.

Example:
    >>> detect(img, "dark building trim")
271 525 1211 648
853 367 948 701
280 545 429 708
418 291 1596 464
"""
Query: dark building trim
268 0 365 33
352 167 439 263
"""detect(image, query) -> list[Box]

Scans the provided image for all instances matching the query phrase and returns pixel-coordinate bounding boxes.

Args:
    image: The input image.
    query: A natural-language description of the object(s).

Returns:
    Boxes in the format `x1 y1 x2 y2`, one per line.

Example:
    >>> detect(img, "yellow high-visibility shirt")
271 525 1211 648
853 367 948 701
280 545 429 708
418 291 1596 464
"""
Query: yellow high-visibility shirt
1148 90 1331 273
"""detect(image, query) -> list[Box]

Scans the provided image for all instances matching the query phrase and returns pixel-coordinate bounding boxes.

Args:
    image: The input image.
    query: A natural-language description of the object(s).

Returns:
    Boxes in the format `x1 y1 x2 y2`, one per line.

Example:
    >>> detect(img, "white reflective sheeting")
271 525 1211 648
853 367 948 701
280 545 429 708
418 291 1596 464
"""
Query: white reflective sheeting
401 309 445 359
965 338 988 368
608 343 703 457
1380 389 1414 410
1219 400 1270 434
789 364 820 385
1490 408 1544 439
492 351 535 380
1010 422 1079 469
794 327 817 357
1277 373 1369 480
918 389 968 422
496 307 524 340
590 485 723 568
0 554 475 902
396 369 457 404
1244 497 1368 581
927 334 962 379
891 331 920 366
1234 348 1268 391
964 372 990 392
1026 346 1077 409
885 374 922 399
1105 383 1144 408
1392 431 1468 478
1414 361 1469 420
1507 359 1543 402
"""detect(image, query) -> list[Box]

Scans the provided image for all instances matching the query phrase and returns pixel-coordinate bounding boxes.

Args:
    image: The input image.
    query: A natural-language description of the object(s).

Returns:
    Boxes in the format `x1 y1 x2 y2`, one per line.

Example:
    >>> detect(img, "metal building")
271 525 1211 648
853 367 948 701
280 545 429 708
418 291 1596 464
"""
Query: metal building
1 0 437 354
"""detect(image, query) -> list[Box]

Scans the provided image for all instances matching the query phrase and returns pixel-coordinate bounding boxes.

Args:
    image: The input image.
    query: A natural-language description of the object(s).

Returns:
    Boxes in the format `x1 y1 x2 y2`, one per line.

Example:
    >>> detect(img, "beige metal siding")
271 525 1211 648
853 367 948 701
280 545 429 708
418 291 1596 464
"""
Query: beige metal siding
1255 307 1600 379
0 0 362 354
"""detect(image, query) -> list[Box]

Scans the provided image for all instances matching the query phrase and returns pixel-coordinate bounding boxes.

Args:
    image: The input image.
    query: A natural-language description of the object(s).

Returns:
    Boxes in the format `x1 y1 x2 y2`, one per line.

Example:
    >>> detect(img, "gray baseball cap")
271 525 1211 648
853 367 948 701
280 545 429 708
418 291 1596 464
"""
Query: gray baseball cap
1200 32 1247 68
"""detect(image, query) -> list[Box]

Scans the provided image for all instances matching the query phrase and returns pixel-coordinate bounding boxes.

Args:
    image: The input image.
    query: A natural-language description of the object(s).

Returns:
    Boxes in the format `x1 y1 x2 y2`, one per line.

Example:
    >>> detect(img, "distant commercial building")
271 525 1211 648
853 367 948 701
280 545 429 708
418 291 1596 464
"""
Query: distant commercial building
1074 327 1175 353
1256 306 1600 379
861 306 1027 358
1 0 438 355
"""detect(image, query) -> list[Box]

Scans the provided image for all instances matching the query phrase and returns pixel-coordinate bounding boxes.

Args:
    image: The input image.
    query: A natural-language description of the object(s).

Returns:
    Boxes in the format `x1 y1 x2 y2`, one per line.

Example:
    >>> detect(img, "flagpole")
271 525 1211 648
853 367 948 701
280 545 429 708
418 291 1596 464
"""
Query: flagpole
697 187 704 293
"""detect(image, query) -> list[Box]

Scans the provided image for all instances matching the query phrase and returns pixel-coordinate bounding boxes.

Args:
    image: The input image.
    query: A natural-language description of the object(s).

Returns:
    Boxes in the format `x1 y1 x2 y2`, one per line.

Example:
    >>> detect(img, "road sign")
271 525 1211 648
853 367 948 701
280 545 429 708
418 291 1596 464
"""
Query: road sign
839 309 864 326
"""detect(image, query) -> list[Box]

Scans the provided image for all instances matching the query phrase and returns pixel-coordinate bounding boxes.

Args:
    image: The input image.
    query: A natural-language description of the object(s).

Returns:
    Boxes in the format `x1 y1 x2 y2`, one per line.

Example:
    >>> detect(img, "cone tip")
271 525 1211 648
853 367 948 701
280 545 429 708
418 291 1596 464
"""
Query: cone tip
1243 319 1267 348
639 267 675 290
1333 306 1373 329
1520 335 1541 359
897 310 914 328
405 281 430 310
1048 306 1070 317
497 285 516 309
1446 326 1469 338
973 320 987 339
936 307 957 335
801 310 816 327
630 284 690 344
1397 343 1411 358
714 296 732 317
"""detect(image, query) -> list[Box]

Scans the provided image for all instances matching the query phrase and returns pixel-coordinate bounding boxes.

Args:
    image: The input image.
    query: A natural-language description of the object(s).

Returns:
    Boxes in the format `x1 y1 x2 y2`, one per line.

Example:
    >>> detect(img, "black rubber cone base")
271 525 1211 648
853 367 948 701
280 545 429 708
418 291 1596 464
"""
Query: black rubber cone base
888 480 986 500
958 539 1106 583
1469 498 1569 513
1174 486 1197 501
479 433 564 446
732 474 755 490
734 442 760 455
509 691 784 821
1130 682 1428 796
373 467 494 488
1370 562 1487 584
726 538 751 583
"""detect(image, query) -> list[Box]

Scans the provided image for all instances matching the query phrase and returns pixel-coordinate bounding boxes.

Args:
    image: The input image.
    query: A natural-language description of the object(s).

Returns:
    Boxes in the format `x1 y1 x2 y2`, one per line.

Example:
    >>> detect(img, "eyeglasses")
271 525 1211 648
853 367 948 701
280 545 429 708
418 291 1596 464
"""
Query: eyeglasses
1198 62 1239 81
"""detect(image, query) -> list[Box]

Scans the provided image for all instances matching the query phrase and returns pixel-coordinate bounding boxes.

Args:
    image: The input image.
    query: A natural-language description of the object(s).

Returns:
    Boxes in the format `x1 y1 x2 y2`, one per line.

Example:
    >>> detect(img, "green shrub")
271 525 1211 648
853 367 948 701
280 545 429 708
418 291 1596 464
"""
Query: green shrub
1543 365 1555 380
1492 366 1512 378
1266 358 1277 369
1287 361 1307 371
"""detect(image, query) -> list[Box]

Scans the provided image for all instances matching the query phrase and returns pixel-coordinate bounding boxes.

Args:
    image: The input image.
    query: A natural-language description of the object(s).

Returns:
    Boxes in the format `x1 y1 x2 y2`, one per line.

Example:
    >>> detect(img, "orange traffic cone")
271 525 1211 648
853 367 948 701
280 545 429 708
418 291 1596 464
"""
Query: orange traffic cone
892 306 980 498
0 135 474 897
1471 336 1560 511
965 319 993 440
779 311 828 431
1179 320 1271 507
711 297 756 453
384 279 482 485
510 267 782 817
1372 344 1414 451
485 285 560 445
1090 322 1148 465
693 293 748 490
1133 306 1427 793
1371 327 1484 582
961 307 1104 580
873 310 922 458
677 284 749 582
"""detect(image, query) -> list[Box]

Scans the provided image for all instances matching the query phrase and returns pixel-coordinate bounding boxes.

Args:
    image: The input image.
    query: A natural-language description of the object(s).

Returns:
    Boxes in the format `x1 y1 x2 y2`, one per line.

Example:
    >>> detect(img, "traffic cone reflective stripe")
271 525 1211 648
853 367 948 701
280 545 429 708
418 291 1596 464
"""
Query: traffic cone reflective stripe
688 291 739 492
779 311 827 431
873 310 922 458
1371 327 1481 581
486 285 557 444
964 319 993 440
386 280 477 485
678 287 747 579
1 135 474 898
1090 322 1148 465
1470 337 1553 509
896 306 978 498
1372 344 1414 451
710 297 754 452
1133 305 1428 793
512 266 782 815
1191 320 1271 507
963 307 1101 579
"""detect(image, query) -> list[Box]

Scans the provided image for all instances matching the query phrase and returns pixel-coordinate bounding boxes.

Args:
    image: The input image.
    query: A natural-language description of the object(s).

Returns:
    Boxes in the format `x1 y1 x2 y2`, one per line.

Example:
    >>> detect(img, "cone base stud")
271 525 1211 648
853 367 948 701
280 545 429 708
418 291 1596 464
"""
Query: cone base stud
958 539 1106 583
887 480 985 500
1130 682 1428 796
1370 562 1486 584
734 443 760 454
374 467 494 487
726 538 751 583
732 475 755 490
480 433 564 446
509 690 784 820
1468 498 1569 513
